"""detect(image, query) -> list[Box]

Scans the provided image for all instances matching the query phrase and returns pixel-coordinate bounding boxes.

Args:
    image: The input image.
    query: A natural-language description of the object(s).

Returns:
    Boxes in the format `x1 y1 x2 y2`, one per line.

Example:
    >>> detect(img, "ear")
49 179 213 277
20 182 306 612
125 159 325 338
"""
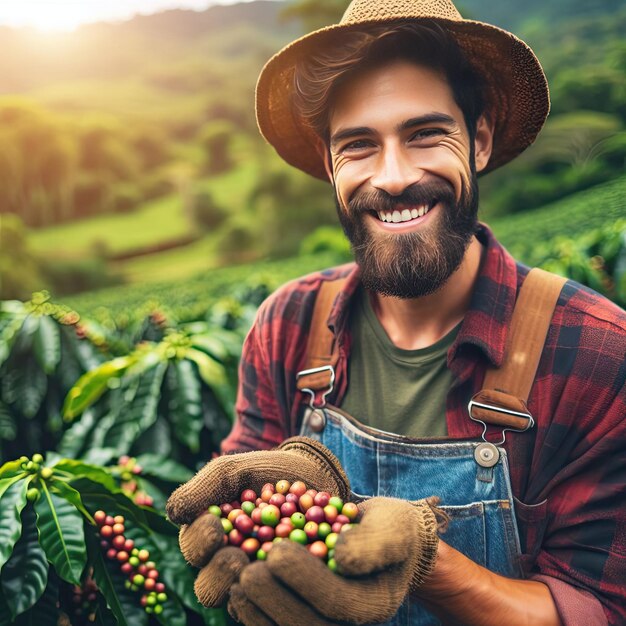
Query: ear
314 136 334 184
473 114 495 173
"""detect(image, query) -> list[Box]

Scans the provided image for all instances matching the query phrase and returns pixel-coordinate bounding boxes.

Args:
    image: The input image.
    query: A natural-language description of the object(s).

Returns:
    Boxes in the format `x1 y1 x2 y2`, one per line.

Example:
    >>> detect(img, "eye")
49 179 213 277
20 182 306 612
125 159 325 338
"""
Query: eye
409 128 446 142
340 139 375 153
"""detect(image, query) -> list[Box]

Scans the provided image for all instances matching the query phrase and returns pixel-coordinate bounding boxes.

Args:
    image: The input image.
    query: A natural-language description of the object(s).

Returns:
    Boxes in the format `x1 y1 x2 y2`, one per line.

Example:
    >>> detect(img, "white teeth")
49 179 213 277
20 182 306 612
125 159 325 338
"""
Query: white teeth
376 203 433 223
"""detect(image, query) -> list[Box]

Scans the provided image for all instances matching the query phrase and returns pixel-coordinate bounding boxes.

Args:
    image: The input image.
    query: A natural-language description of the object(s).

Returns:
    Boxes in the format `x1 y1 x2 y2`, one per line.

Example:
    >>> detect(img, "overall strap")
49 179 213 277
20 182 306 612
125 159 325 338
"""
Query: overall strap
296 278 348 403
469 267 567 435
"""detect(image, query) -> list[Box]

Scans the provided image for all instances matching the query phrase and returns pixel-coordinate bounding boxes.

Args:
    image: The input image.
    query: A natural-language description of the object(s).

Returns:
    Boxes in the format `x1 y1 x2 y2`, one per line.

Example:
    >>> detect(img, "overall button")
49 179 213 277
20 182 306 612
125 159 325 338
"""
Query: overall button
308 410 326 433
474 442 500 467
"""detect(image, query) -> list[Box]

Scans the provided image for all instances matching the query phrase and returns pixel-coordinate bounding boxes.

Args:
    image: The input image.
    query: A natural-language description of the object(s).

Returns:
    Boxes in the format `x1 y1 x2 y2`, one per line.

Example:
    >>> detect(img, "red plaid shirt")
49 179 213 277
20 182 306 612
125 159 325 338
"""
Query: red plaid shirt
223 224 626 625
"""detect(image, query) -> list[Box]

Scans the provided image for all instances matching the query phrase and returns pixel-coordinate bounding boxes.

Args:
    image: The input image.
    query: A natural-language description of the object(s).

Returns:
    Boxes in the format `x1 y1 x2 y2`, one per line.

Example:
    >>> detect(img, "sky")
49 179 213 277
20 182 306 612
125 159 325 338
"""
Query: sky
0 0 258 32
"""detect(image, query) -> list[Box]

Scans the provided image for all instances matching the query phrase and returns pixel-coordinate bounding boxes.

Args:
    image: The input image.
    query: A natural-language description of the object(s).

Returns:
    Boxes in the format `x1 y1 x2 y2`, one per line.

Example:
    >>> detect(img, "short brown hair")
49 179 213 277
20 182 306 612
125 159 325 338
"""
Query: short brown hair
293 20 486 143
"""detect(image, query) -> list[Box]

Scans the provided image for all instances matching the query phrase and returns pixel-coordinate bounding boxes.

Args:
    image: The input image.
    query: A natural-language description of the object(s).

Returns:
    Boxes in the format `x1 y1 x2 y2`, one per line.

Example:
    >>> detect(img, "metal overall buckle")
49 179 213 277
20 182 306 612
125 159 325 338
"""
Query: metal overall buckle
467 398 534 467
296 365 335 409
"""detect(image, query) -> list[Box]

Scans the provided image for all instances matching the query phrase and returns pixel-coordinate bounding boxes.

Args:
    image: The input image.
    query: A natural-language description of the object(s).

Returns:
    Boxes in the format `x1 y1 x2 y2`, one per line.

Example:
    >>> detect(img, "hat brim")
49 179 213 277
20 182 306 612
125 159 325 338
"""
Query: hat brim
256 17 550 181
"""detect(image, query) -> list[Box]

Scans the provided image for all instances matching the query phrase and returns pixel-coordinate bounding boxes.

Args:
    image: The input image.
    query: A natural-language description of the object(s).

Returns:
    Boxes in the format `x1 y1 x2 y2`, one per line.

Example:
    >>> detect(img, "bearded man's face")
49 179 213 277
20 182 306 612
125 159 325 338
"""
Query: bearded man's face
335 175 479 298
324 60 492 297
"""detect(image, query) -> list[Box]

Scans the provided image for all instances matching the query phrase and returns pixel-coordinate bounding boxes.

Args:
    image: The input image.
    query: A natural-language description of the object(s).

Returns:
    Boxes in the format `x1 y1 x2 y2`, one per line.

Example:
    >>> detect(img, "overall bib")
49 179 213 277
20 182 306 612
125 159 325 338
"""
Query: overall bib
295 268 566 625
300 405 522 625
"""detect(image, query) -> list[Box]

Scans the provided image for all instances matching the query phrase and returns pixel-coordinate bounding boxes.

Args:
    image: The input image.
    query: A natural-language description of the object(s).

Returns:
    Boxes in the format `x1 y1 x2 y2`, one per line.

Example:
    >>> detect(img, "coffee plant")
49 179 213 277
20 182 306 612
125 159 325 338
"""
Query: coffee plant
0 452 225 625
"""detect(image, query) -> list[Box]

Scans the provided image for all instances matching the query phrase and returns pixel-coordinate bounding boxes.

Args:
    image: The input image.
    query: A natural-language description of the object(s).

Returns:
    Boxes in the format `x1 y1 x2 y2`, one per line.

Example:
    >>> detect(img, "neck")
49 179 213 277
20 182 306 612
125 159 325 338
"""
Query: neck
369 236 483 350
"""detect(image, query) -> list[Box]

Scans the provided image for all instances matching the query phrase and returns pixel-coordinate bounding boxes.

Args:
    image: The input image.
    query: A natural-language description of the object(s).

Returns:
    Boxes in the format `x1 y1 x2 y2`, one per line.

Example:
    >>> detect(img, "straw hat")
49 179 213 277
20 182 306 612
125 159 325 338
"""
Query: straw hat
256 0 549 180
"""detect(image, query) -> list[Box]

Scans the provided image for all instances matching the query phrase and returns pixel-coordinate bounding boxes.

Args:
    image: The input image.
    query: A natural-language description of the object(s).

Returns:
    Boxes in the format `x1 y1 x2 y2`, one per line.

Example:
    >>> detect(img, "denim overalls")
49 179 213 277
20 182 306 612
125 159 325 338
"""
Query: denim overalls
299 404 523 625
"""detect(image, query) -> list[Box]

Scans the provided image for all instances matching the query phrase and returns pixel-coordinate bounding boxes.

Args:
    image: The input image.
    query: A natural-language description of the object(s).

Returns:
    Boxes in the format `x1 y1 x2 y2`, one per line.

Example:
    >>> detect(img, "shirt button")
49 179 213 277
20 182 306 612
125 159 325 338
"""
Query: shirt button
309 410 326 433
474 442 500 467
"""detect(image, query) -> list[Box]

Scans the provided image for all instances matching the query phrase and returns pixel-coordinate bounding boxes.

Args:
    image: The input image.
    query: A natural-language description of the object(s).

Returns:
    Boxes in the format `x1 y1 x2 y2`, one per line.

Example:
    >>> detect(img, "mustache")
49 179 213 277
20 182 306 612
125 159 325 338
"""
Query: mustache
348 180 456 214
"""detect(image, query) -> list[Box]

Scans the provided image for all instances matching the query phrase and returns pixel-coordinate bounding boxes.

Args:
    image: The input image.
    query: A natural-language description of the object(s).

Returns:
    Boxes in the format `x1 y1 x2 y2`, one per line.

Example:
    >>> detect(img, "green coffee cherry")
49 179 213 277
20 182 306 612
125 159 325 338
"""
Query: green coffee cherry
40 467 53 480
26 488 40 503
32 453 44 464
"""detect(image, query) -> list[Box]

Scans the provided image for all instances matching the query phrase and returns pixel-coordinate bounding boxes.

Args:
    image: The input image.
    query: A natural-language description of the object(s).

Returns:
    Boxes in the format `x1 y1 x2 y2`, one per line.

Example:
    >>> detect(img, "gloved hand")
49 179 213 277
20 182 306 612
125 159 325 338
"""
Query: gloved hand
165 437 351 607
228 496 441 626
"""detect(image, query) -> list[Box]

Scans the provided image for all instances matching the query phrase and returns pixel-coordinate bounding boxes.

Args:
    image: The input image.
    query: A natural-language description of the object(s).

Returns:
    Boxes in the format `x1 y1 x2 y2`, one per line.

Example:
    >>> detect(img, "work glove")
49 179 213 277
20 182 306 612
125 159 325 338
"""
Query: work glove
165 436 351 607
227 496 441 626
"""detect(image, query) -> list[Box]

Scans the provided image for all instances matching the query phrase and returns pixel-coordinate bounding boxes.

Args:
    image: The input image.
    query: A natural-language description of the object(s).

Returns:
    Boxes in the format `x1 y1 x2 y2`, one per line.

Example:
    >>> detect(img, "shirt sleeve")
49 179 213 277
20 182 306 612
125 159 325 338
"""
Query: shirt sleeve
529 382 626 626
221 305 289 453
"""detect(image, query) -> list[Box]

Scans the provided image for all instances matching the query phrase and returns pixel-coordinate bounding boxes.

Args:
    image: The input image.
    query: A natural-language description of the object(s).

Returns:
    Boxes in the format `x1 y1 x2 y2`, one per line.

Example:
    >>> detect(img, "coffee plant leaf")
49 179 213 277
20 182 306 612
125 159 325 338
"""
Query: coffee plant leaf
0 477 29 573
166 359 202 452
0 460 26 483
0 401 17 442
155 592 187 626
0 307 26 370
33 315 61 375
11 573 59 626
86 529 147 626
35 484 86 585
134 454 193 483
52 459 118 493
0 505 49 619
63 355 137 421
15 357 47 419
100 362 167 455
49 478 94 523
185 348 234 418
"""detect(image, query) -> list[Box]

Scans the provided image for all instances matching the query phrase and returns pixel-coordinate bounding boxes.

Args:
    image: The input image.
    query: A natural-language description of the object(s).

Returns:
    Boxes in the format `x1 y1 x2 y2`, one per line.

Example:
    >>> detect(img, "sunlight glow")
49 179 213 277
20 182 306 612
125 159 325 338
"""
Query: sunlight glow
0 1 236 33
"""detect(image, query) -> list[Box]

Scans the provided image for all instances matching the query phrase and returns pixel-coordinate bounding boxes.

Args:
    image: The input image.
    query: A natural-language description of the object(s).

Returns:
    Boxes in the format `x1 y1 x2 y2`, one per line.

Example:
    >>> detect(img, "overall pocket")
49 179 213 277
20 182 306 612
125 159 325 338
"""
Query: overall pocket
513 497 549 576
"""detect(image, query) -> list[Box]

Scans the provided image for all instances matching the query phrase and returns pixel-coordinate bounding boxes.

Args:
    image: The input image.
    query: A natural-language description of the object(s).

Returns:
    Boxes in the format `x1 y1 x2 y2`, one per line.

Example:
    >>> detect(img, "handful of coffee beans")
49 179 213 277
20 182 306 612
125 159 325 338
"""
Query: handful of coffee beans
208 480 359 570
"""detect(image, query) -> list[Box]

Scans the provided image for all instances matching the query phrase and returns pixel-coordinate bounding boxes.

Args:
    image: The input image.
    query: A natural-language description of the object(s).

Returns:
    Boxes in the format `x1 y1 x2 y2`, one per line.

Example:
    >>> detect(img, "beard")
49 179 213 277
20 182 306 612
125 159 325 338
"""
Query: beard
335 176 480 299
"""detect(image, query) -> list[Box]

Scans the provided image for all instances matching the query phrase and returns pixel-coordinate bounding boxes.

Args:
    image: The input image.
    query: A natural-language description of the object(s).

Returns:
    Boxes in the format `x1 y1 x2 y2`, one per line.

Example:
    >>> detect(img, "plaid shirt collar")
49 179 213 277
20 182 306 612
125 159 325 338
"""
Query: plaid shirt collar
326 223 521 371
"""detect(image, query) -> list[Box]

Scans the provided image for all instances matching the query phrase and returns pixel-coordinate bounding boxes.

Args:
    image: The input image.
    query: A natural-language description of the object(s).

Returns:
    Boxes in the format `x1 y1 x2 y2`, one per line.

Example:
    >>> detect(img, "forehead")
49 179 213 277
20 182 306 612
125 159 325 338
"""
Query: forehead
328 60 462 131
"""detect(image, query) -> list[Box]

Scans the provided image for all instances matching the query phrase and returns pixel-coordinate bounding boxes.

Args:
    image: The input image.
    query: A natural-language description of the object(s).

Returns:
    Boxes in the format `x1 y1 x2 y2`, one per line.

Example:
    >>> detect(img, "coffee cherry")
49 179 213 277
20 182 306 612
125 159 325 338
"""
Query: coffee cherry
342 502 359 520
336 514 350 525
314 492 331 507
100 525 113 538
261 488 274 503
121 562 133 574
133 575 145 586
317 522 332 539
305 489 318 499
308 541 328 559
105 516 115 526
298 494 314 512
275 480 291 494
129 556 140 567
116 551 129 563
112 523 125 535
241 501 255 516
304 521 319 540
228 529 244 546
241 538 261 556
26 488 40 503
323 504 338 524
155 583 165 593
227 508 244 524
285 493 299 505
260 505 280 527
221 518 233 534
94 511 107 526
241 489 257 503
124 539 135 552
256 525 275 542
106 549 117 560
305 506 325 524
40 467 53 480
32 453 44 464
146 569 159 581
234 514 254 535
275 523 292 538
269 493 286 507
251 508 263 525
112 535 126 549
280 501 297 518
208 505 222 517
137 549 150 562
328 496 343 512
289 529 307 545
289 481 307 497
156 592 168 603
325 533 338 549
220 503 233 516
261 483 275 494
331 522 343 534
291 512 306 529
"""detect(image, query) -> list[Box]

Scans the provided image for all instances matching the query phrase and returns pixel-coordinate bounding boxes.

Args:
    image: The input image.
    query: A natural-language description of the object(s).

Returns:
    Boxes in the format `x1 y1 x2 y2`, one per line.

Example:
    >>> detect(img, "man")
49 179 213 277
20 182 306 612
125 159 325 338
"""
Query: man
166 0 626 624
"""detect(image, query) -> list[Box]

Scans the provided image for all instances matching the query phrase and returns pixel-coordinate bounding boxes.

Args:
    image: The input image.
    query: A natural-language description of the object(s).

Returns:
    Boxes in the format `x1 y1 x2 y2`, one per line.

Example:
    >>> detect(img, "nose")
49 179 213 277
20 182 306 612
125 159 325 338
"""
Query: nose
369 143 423 196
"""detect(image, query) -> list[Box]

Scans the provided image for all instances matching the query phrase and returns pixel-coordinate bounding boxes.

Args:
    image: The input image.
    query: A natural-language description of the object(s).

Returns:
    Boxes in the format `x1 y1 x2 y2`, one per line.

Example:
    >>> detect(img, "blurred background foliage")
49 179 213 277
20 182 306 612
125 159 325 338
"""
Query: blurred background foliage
0 0 623 301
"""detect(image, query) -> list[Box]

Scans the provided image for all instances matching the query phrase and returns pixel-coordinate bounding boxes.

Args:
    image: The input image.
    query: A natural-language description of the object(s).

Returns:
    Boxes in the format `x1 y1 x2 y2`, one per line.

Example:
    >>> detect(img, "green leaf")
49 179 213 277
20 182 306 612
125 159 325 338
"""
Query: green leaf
1 505 49 619
0 478 29 573
0 459 27 480
134 454 193 483
185 348 234 417
155 592 187 626
0 401 16 441
167 359 203 452
12 573 59 626
101 362 167 456
86 528 147 626
63 355 137 421
35 483 86 585
0 310 26 370
33 316 60 375
15 357 47 418
52 459 118 493
49 478 94 523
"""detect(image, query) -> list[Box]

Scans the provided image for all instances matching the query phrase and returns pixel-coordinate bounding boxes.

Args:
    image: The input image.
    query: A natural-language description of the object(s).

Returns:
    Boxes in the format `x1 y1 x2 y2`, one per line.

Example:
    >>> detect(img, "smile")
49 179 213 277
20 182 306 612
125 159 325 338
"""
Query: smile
375 201 435 223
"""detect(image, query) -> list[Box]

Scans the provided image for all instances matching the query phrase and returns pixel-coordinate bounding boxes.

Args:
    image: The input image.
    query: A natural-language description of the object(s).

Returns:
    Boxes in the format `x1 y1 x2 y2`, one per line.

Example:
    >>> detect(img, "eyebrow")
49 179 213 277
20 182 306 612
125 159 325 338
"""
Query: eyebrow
330 113 457 148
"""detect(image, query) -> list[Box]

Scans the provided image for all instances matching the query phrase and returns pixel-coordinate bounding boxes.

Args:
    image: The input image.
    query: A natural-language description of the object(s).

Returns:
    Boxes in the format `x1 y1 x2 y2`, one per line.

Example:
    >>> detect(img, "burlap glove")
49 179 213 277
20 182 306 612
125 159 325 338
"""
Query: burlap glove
165 437 351 607
227 496 441 626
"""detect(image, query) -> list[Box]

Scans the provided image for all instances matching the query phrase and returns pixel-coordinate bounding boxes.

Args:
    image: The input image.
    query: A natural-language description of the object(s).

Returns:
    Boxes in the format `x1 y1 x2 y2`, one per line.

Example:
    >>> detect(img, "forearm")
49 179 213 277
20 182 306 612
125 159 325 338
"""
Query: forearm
414 541 562 626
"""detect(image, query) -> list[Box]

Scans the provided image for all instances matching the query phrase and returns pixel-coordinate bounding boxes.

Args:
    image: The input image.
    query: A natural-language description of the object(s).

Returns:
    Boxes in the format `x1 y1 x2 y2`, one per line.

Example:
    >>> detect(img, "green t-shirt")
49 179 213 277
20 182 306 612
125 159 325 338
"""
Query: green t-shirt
340 288 459 438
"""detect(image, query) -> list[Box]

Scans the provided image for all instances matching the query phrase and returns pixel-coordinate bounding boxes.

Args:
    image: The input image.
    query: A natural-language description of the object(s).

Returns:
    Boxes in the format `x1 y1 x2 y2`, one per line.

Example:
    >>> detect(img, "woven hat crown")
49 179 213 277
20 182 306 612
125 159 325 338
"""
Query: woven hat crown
341 0 462 23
